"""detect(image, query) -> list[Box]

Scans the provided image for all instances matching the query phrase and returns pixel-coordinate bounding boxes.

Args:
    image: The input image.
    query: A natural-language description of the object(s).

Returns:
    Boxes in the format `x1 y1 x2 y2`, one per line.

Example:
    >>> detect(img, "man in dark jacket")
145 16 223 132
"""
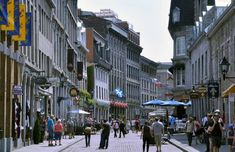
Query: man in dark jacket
99 120 110 149
119 121 126 138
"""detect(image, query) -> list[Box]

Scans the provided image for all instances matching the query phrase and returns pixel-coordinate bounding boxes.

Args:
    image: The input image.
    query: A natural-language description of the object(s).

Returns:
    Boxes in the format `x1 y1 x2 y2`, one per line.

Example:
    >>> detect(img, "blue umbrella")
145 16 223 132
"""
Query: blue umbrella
183 101 192 106
160 100 185 106
142 99 164 106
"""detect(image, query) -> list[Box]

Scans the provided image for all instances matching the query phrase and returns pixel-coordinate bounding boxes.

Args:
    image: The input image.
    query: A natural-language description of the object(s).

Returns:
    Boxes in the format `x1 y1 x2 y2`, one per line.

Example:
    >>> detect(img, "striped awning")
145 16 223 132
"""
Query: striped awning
222 84 235 98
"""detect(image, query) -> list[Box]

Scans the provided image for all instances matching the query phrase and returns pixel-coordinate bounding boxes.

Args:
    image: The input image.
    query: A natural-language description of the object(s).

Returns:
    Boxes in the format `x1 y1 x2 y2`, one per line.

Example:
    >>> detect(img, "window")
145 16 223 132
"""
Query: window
175 36 186 55
172 7 180 23
176 68 185 86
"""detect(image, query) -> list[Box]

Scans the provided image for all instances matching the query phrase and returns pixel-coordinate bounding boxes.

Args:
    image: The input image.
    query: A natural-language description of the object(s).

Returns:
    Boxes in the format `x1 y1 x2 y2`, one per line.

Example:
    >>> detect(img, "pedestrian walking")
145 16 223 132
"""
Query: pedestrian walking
193 116 201 145
185 117 194 146
208 110 224 152
152 117 164 152
99 120 110 149
141 121 152 152
204 113 213 152
54 119 63 146
67 118 74 139
119 121 126 138
84 122 92 147
135 119 140 133
228 124 234 152
47 115 54 146
113 120 119 138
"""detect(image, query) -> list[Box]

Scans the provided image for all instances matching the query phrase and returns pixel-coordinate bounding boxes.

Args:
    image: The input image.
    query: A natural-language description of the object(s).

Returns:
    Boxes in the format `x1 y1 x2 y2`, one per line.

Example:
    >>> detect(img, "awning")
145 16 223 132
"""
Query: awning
110 101 128 108
96 100 110 107
222 84 235 97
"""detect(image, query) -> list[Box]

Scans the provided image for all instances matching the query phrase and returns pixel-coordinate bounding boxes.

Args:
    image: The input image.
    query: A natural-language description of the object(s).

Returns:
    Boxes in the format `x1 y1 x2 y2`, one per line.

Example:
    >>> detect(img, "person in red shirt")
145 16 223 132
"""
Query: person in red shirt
54 119 63 145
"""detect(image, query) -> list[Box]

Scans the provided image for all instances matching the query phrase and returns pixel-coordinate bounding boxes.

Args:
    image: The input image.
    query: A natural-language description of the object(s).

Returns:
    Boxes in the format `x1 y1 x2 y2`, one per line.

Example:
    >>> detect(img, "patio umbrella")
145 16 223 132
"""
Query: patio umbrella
68 109 90 115
184 101 192 106
142 99 164 106
160 100 185 106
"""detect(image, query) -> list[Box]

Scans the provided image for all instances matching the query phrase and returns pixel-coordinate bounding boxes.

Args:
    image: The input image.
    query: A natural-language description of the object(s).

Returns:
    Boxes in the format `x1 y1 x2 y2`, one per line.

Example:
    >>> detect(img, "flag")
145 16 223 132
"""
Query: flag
1 0 15 30
8 0 20 35
20 12 31 46
12 4 26 41
0 0 8 25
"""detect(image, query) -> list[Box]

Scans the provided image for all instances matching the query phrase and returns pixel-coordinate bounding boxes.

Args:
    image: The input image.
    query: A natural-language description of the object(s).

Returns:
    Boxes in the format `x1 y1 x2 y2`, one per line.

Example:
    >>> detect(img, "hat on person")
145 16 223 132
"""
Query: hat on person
58 119 61 122
207 113 213 117
214 109 220 113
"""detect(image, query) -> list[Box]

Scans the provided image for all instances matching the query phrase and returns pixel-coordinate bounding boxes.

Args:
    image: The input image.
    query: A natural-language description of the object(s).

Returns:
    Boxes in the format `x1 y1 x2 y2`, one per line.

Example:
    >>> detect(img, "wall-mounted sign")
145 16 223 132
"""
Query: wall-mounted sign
13 85 23 95
69 87 79 97
114 88 124 98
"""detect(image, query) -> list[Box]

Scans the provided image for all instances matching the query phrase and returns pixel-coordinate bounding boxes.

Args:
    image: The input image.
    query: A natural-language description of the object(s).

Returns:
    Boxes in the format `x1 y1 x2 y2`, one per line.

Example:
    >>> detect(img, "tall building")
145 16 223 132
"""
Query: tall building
140 56 159 117
117 21 142 120
0 0 80 151
86 27 112 122
168 0 195 104
79 11 129 120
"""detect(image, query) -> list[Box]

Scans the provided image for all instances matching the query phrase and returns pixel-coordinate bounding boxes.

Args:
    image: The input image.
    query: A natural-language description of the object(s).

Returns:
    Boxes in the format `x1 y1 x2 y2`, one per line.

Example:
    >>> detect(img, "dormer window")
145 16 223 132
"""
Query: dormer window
172 7 180 23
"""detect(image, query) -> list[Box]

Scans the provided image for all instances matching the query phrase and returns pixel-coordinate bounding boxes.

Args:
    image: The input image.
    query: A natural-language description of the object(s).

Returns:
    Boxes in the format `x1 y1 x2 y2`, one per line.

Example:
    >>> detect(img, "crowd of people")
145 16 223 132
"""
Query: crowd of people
184 109 235 152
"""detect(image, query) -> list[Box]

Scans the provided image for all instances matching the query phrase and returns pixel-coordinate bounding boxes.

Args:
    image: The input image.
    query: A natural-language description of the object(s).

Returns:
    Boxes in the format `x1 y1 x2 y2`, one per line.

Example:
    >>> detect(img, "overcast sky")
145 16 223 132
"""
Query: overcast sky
78 0 230 62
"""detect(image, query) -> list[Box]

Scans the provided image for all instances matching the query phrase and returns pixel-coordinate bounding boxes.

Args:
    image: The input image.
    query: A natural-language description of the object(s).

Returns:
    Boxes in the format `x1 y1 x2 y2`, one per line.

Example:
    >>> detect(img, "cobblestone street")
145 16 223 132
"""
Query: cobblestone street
61 131 182 152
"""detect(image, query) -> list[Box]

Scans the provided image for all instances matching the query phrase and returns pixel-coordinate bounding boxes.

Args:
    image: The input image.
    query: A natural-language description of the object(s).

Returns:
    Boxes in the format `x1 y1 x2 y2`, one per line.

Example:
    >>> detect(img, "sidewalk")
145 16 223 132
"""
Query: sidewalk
169 133 227 152
13 136 84 152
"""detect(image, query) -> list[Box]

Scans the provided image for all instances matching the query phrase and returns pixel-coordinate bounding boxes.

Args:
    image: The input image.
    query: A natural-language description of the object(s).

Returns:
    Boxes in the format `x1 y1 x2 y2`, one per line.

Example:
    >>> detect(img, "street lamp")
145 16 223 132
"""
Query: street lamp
220 57 230 80
57 72 68 118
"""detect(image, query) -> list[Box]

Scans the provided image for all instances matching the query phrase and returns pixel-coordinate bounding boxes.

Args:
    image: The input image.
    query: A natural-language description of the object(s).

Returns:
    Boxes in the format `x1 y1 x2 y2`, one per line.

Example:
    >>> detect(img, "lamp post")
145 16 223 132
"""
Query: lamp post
57 72 67 118
220 57 231 80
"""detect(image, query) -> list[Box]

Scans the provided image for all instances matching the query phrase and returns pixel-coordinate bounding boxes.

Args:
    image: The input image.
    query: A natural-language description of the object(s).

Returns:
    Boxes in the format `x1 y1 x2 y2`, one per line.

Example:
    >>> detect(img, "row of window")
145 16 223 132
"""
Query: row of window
141 64 157 76
126 83 140 100
109 74 125 94
111 52 125 71
38 5 52 42
127 65 139 81
108 33 126 51
95 68 109 83
141 79 157 94
95 85 109 101
127 47 140 63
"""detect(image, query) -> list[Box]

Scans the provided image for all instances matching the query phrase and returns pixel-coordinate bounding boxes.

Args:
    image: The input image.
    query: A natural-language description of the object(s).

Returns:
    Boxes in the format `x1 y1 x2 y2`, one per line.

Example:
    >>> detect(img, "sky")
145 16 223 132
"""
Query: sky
78 0 230 63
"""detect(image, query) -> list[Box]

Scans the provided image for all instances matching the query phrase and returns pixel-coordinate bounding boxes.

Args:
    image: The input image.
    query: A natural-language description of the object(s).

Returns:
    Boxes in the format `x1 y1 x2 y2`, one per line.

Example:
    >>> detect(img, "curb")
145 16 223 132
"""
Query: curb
168 139 188 152
58 137 84 152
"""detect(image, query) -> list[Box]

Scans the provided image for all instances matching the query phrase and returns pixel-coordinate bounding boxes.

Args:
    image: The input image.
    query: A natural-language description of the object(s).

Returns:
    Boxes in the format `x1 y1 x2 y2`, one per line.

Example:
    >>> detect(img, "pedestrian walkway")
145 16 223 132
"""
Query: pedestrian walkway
13 136 84 152
169 133 227 152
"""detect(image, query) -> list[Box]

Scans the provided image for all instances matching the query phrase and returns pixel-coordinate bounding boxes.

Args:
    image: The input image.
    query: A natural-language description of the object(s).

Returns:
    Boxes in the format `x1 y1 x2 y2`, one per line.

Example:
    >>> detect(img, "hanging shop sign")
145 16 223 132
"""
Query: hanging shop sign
69 87 79 97
208 82 219 99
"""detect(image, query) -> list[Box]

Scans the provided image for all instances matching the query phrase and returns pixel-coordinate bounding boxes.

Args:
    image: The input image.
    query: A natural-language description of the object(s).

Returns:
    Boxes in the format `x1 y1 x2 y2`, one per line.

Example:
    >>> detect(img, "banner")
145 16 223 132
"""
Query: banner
0 0 8 25
8 0 20 35
20 12 31 46
1 0 15 30
12 4 26 41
